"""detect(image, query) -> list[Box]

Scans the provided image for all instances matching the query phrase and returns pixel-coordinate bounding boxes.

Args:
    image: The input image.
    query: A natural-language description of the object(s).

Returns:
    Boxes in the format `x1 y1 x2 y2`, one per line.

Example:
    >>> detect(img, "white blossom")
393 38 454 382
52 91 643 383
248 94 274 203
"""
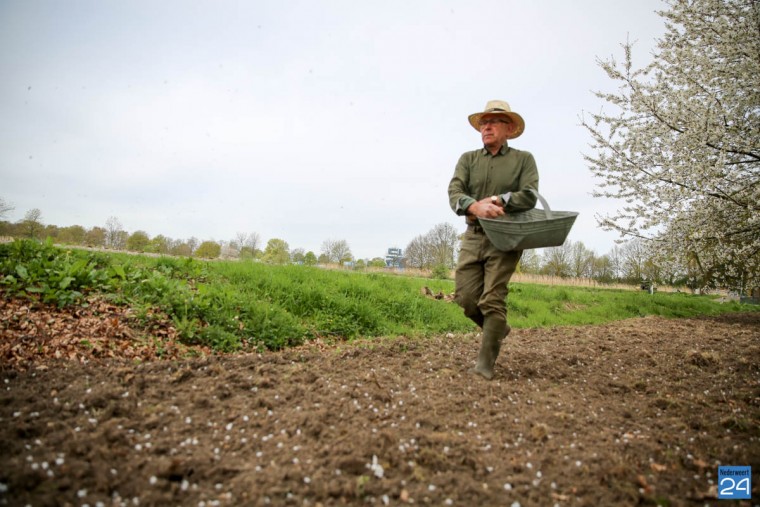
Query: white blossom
582 0 759 291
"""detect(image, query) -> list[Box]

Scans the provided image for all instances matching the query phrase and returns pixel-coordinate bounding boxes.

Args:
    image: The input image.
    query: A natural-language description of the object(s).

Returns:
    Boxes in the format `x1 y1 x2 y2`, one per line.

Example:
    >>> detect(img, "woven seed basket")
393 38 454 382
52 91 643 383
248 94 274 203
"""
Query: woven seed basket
478 191 578 252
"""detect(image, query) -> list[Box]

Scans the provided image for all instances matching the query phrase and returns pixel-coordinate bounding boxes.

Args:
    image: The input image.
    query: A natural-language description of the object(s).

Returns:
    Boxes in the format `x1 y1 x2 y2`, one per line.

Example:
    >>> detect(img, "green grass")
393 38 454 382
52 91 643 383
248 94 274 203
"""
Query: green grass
506 283 742 328
0 239 754 353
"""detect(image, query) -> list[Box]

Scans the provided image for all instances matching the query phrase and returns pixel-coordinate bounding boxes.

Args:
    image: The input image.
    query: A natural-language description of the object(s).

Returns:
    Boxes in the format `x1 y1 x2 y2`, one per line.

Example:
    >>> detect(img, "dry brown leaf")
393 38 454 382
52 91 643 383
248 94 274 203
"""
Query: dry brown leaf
636 474 653 494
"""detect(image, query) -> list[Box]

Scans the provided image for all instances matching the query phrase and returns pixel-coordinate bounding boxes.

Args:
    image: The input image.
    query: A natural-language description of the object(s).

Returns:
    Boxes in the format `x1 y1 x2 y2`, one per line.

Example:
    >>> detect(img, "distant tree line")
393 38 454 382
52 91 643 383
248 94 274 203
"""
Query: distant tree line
519 239 685 287
0 200 749 292
0 205 392 268
404 223 459 271
0 212 206 258
402 222 748 292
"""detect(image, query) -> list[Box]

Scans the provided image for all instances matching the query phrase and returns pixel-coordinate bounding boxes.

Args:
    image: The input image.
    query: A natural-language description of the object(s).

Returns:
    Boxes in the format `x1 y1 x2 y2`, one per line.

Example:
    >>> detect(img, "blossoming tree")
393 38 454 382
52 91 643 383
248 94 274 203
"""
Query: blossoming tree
582 0 759 292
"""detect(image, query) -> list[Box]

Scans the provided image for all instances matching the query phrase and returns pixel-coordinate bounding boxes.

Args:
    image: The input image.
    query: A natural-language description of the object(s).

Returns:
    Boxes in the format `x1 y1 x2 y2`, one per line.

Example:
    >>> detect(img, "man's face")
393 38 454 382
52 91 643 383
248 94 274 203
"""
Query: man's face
479 115 513 148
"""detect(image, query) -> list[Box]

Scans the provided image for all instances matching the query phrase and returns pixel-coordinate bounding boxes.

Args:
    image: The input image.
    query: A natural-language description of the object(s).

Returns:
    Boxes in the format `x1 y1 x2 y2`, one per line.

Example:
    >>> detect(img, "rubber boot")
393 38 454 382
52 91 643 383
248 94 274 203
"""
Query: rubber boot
469 315 509 380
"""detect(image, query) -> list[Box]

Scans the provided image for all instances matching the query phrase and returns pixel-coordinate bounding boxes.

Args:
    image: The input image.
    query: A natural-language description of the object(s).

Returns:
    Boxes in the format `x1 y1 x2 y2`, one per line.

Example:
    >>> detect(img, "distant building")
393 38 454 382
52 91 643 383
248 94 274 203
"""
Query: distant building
385 247 403 268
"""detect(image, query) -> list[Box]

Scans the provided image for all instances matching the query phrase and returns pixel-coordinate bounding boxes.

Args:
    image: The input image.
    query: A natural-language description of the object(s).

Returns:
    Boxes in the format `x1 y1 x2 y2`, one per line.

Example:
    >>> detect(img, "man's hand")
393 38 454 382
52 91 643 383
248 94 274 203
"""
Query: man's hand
467 197 505 219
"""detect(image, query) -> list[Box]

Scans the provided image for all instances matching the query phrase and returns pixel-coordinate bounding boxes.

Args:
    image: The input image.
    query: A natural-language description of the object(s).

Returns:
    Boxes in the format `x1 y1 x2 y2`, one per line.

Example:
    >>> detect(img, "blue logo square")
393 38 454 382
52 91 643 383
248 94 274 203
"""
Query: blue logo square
718 466 752 500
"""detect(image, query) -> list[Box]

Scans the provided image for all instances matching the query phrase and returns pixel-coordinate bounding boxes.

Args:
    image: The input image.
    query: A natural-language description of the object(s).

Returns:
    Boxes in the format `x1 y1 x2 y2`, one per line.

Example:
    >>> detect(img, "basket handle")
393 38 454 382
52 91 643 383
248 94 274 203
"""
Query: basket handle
526 189 553 219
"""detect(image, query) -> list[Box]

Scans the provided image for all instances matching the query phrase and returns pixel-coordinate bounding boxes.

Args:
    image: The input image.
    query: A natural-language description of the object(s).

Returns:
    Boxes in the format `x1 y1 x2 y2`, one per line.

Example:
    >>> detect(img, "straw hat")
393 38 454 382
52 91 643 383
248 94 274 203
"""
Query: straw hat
467 100 525 139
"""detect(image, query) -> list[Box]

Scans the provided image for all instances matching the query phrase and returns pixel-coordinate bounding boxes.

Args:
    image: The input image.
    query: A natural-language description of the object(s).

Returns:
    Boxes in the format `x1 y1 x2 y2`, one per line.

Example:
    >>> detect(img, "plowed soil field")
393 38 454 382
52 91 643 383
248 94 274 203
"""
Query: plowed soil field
1 296 758 507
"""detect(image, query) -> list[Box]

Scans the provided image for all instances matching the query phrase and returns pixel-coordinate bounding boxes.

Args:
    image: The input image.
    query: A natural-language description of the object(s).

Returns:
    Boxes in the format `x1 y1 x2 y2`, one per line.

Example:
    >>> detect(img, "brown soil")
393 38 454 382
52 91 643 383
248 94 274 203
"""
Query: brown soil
1 296 758 507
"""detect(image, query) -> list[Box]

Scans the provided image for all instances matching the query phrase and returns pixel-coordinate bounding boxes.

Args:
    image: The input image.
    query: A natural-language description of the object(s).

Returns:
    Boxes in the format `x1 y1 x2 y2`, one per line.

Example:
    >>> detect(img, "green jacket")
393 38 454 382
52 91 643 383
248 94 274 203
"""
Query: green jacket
448 143 539 216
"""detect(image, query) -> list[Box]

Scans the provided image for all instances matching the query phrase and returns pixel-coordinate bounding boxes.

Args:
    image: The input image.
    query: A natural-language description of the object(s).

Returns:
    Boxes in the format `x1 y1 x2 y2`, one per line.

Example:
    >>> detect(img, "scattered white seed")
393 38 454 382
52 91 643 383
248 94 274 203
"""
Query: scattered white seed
368 455 384 479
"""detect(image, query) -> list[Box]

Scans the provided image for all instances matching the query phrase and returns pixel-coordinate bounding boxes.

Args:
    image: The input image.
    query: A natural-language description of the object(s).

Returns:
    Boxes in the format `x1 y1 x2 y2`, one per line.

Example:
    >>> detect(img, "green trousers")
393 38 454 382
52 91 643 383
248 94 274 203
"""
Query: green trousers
455 228 522 378
454 228 522 329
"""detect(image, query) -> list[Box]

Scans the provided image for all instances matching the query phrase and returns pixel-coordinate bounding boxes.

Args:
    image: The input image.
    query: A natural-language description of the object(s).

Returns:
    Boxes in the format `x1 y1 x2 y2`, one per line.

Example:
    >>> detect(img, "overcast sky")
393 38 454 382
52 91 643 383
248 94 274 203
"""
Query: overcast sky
0 0 667 259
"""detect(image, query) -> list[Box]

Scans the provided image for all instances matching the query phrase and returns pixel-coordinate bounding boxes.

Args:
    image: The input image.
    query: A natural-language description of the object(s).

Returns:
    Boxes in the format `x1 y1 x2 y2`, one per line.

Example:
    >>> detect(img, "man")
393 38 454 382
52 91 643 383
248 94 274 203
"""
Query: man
448 100 539 380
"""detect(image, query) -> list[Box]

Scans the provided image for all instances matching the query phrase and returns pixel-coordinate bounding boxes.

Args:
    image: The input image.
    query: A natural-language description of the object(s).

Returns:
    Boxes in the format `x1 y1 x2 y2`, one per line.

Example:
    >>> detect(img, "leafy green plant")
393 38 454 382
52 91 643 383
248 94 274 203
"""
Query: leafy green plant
0 239 113 306
430 264 451 280
197 326 242 352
